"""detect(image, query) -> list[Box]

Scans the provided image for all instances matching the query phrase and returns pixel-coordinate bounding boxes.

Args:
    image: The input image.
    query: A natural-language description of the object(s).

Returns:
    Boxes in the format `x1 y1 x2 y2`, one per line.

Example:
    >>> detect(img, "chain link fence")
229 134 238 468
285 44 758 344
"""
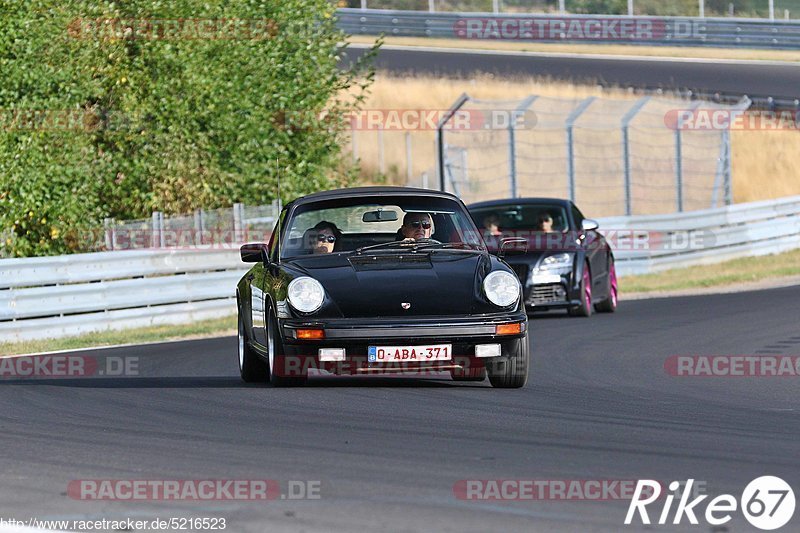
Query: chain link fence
435 93 751 216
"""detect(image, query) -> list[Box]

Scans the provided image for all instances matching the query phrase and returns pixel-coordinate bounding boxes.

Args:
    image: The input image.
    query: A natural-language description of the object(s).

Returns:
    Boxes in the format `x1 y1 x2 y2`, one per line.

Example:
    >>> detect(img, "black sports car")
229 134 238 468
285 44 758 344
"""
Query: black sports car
236 187 530 387
468 198 617 317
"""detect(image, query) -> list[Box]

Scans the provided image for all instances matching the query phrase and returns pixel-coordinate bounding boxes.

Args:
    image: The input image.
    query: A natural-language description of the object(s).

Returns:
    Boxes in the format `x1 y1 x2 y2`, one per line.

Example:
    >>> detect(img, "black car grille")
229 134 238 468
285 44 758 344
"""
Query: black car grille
509 264 529 284
528 284 567 305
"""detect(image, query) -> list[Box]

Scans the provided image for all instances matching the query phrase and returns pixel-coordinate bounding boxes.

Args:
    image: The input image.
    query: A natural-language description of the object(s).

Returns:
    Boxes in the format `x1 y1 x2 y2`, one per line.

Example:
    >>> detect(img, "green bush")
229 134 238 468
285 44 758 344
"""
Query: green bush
0 0 377 257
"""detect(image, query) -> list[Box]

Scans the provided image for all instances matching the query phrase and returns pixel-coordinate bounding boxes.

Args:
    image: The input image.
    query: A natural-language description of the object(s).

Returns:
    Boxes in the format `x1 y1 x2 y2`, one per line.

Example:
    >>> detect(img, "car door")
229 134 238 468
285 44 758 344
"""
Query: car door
571 203 607 293
248 218 283 348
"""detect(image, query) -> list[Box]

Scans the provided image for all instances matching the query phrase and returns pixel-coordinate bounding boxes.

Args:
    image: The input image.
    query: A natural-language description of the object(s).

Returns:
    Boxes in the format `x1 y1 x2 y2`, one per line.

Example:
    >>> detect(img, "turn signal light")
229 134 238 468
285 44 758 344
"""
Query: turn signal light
297 328 325 340
495 323 522 336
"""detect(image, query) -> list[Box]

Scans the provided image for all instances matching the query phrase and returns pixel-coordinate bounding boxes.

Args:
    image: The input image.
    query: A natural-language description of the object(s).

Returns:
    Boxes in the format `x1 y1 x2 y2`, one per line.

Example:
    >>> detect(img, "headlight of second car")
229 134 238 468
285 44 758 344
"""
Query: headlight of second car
287 277 325 314
535 252 573 275
483 270 521 307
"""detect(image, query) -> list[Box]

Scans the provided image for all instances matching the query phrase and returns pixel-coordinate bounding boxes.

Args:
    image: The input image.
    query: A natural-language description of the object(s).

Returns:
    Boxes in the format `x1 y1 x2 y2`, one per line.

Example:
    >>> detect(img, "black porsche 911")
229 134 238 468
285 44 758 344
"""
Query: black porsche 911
468 198 617 317
236 187 530 387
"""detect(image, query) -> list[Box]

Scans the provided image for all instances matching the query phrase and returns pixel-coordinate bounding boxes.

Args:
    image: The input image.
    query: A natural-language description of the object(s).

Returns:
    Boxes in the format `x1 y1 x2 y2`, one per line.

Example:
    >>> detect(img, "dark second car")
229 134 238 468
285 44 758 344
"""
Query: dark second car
468 198 617 317
236 187 530 387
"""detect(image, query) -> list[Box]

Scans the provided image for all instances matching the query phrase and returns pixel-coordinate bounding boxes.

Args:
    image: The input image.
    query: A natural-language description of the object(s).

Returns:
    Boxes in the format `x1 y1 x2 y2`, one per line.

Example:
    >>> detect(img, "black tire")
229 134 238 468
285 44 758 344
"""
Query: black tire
594 258 618 313
486 334 530 389
568 262 593 318
267 311 307 387
238 312 268 383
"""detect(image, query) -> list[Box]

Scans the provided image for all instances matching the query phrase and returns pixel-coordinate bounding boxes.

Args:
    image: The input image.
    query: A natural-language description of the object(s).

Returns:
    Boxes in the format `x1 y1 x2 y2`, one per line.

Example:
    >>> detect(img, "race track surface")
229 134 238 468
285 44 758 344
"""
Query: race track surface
342 44 800 104
2 286 800 531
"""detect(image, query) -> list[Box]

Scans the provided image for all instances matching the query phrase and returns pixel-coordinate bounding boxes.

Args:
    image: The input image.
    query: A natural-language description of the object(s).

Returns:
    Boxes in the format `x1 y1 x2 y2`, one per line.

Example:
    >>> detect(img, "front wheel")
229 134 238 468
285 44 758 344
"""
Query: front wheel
486 335 529 389
267 312 307 387
238 313 268 383
568 262 593 318
594 258 618 313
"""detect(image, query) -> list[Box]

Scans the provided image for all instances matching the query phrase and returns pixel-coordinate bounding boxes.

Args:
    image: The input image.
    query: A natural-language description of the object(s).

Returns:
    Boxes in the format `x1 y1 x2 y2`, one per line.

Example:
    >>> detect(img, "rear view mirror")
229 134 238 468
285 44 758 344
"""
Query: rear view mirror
499 237 528 258
362 209 398 223
240 243 268 263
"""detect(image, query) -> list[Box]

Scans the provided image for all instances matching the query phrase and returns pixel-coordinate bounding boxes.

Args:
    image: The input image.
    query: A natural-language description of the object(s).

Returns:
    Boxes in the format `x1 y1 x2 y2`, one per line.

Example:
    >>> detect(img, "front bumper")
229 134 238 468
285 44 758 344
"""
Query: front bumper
274 314 527 376
523 273 581 311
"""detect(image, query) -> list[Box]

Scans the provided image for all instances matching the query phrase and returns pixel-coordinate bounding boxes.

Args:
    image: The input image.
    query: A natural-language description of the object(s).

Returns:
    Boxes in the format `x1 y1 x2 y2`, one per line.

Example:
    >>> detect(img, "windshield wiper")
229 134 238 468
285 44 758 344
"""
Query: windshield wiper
354 239 417 254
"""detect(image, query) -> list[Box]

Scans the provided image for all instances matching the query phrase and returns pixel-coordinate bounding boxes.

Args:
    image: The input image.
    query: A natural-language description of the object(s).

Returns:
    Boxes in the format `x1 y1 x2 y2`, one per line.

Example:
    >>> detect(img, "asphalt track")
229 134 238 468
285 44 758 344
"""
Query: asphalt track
2 285 800 531
342 44 800 104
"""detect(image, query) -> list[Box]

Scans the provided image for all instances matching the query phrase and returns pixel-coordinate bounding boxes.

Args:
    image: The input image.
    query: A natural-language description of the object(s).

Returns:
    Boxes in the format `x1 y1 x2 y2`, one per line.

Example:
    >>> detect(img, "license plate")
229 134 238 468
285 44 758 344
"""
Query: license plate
368 344 451 363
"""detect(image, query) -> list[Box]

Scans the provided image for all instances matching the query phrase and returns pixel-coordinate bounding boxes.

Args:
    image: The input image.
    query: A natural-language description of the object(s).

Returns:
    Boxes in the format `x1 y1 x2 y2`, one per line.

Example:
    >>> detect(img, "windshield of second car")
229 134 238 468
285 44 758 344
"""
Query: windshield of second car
280 196 485 259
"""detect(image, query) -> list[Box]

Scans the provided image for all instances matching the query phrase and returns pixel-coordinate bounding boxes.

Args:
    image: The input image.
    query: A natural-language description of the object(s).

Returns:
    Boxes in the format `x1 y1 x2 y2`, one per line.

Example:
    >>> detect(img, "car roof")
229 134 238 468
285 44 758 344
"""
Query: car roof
287 186 461 208
467 198 573 210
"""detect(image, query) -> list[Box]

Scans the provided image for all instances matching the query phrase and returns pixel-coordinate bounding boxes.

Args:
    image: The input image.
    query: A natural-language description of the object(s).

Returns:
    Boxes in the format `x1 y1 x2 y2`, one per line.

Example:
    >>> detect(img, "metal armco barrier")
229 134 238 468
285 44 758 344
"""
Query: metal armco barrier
337 8 800 49
2 195 800 342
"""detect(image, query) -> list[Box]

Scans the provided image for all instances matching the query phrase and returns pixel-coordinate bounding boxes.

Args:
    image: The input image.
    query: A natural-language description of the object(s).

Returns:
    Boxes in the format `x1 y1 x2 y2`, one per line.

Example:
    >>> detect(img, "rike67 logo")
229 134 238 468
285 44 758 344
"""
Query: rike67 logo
626 477 795 530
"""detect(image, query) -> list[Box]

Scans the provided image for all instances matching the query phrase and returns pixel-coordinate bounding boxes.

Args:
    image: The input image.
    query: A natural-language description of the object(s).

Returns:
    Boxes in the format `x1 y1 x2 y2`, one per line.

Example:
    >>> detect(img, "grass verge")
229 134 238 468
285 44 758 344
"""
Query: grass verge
0 315 236 357
348 35 800 63
620 248 800 293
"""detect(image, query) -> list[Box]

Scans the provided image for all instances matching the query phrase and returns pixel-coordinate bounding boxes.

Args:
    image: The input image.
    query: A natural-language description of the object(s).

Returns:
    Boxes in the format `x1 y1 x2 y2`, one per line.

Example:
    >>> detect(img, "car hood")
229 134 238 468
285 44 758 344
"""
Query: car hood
287 252 496 317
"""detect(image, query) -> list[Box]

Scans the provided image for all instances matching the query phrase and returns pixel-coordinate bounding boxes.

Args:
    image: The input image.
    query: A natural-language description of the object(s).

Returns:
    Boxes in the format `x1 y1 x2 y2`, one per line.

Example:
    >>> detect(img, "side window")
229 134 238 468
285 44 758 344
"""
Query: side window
571 205 585 229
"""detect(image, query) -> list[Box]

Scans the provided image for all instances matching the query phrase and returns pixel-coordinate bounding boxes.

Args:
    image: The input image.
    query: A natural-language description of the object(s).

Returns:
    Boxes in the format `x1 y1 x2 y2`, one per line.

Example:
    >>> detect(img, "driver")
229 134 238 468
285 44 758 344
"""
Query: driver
398 212 434 241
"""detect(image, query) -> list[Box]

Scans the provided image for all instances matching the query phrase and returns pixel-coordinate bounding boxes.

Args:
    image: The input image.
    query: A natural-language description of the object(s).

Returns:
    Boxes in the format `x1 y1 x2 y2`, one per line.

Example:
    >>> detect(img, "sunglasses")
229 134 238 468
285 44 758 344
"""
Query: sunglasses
316 235 336 243
408 221 432 230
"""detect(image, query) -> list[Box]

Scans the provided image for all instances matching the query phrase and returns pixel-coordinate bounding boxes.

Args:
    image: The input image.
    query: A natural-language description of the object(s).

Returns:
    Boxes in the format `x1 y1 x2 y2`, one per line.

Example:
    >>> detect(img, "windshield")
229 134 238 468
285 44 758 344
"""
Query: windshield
280 195 485 259
470 204 571 233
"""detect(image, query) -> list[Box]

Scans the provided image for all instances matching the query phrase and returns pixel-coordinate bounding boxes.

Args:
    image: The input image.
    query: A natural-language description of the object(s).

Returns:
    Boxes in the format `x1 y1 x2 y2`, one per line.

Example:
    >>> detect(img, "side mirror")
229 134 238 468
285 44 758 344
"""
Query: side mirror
499 237 528 258
582 219 599 232
240 243 269 263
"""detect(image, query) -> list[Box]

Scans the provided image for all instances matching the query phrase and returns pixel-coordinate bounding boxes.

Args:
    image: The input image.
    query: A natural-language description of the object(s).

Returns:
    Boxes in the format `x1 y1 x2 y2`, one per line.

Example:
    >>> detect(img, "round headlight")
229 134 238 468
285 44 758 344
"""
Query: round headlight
287 277 325 314
483 270 520 307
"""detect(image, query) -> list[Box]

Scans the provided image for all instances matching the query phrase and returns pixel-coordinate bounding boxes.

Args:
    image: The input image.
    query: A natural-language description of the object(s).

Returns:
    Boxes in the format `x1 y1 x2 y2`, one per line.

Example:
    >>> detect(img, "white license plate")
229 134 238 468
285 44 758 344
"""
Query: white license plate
368 344 451 363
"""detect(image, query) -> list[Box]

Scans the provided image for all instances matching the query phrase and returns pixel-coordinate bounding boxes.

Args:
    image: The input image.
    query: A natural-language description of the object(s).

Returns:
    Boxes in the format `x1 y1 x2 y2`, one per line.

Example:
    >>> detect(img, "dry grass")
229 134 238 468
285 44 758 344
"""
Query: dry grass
351 73 800 214
348 35 800 63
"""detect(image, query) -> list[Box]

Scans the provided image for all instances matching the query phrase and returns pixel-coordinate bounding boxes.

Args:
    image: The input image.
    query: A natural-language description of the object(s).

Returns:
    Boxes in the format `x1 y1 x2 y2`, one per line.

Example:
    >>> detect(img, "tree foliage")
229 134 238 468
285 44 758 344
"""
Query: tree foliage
0 0 377 257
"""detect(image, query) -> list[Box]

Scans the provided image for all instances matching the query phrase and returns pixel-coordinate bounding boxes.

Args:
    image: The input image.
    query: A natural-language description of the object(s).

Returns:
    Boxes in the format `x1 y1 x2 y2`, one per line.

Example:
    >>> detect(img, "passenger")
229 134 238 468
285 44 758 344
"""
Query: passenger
397 212 434 241
483 214 502 237
305 221 342 254
536 213 554 233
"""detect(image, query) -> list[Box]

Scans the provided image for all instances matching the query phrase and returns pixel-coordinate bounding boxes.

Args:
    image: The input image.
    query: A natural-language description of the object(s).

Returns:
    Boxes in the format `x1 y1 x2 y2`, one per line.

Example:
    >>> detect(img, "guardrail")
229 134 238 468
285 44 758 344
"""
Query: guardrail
2 195 799 342
337 8 800 49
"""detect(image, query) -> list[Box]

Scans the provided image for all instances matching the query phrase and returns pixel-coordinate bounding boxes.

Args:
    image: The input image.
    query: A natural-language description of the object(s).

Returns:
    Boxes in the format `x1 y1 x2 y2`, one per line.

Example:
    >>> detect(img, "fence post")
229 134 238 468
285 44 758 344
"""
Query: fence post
151 211 164 248
723 128 733 205
422 172 429 189
559 0 566 15
699 0 704 17
628 0 634 16
103 217 113 251
565 97 596 203
505 95 538 199
377 125 385 175
405 132 413 184
233 203 244 243
361 0 367 9
675 127 684 212
194 209 204 246
493 0 500 13
429 0 435 12
437 93 470 192
351 132 358 163
621 97 651 217
770 0 775 20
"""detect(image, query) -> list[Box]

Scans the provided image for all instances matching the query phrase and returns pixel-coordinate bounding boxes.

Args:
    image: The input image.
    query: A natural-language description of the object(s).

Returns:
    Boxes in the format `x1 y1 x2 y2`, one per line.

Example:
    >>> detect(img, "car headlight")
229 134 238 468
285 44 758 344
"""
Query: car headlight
483 271 520 307
535 253 573 275
287 277 325 314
